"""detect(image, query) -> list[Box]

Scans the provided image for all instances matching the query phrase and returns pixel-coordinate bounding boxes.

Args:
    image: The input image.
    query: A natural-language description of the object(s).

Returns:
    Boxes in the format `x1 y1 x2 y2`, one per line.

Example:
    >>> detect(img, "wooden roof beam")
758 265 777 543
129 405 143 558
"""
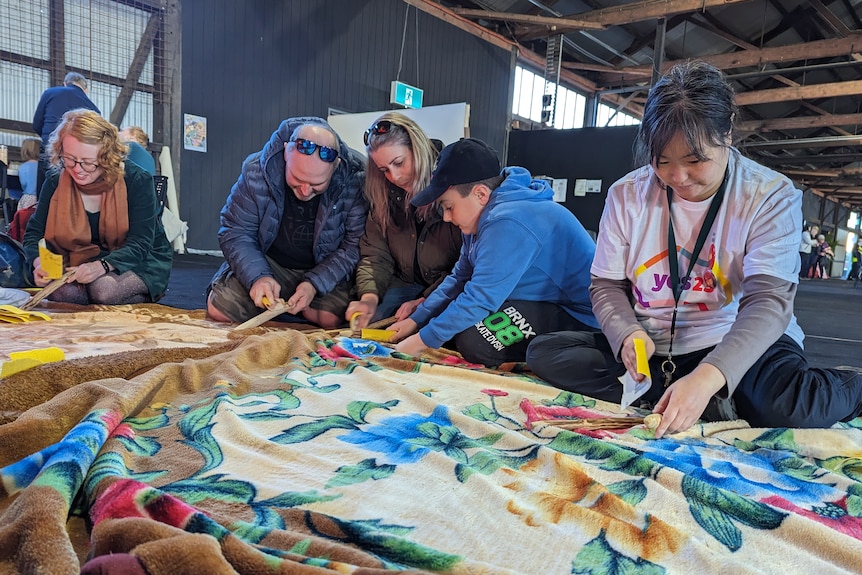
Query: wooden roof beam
735 80 862 106
447 8 604 31
512 0 754 40
737 112 862 132
402 0 517 53
616 33 862 76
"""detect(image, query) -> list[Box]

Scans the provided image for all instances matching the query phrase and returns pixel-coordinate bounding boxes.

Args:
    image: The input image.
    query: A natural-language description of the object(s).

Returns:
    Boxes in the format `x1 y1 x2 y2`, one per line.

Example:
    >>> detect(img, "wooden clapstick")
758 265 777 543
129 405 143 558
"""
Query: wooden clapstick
533 417 646 431
20 270 76 311
232 298 294 331
533 414 662 432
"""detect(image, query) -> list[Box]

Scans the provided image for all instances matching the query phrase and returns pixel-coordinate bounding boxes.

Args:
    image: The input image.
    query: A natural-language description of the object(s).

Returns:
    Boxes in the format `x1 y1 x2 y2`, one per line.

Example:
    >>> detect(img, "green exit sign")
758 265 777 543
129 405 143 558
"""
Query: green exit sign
390 81 423 109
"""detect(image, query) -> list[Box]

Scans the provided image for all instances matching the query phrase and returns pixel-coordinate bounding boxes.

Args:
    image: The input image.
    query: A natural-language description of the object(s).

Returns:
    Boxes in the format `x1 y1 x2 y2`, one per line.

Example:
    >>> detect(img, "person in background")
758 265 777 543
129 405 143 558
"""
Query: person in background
119 126 157 176
387 137 599 367
814 234 834 279
207 117 366 328
850 239 862 281
13 138 41 201
526 61 862 438
8 193 37 242
32 72 101 198
345 112 461 329
22 109 172 304
798 224 817 280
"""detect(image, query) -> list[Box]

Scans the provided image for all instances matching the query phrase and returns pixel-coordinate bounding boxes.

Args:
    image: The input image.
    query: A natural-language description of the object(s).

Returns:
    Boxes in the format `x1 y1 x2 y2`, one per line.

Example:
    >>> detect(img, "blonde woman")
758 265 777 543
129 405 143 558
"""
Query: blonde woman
345 112 462 329
23 109 172 304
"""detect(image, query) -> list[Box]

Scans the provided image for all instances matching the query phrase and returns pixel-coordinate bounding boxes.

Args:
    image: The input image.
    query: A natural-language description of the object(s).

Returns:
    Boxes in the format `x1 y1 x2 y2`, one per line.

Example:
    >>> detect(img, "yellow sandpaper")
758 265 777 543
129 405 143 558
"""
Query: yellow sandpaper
633 338 650 376
0 305 51 323
1 347 65 378
10 347 65 363
1 358 43 378
38 239 65 279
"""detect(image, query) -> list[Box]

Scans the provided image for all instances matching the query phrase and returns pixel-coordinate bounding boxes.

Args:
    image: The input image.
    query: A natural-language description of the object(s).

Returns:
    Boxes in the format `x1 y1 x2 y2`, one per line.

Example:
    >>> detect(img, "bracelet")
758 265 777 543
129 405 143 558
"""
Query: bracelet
100 260 110 274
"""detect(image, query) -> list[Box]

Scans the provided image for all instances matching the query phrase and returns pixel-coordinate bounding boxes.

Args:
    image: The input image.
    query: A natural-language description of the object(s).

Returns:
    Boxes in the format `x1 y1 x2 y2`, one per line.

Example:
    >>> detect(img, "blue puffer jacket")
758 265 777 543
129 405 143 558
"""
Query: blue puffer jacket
217 117 367 295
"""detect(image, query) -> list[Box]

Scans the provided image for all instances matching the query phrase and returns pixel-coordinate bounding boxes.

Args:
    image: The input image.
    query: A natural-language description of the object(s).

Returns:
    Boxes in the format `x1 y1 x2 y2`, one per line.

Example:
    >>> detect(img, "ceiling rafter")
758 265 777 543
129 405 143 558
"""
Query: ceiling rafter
431 0 862 208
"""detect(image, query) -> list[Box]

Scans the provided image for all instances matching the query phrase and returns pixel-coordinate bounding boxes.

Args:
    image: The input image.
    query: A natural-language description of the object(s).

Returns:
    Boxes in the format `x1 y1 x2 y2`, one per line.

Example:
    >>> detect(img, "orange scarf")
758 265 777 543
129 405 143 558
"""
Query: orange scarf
44 171 130 267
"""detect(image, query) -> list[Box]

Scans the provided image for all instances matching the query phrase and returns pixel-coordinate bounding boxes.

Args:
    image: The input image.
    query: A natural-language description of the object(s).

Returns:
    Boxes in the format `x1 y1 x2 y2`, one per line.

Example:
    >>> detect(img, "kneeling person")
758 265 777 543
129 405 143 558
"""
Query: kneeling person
388 138 598 366
207 117 367 328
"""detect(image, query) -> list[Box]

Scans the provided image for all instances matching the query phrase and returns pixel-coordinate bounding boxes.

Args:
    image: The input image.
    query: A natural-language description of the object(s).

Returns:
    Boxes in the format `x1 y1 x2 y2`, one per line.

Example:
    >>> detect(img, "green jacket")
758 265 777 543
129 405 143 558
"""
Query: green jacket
356 184 461 299
23 162 173 300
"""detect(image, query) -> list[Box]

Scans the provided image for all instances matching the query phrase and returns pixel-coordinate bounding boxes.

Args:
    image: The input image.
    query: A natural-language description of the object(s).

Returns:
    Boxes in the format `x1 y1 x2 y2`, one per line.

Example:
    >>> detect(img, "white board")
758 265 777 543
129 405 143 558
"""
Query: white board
328 103 470 156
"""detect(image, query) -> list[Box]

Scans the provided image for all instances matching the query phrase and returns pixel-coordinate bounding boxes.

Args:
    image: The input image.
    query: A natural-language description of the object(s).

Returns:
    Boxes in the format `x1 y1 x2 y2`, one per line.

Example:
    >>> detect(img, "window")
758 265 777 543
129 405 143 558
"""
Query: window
512 65 639 129
0 0 164 150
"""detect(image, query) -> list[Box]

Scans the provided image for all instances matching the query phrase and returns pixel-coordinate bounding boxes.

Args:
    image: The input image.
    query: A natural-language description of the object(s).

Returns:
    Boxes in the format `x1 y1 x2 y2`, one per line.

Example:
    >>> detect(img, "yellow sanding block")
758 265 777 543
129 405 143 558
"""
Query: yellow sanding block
360 328 396 342
1 347 65 378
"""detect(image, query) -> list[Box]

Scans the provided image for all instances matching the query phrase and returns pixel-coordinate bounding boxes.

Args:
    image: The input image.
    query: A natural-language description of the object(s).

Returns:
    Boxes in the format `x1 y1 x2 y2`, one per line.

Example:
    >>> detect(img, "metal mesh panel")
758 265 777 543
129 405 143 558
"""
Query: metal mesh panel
0 0 168 157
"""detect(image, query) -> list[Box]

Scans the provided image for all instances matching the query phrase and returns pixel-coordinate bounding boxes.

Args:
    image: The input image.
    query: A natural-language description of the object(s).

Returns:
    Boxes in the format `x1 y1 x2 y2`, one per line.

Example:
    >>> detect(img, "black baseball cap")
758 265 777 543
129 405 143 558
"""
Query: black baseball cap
411 138 501 206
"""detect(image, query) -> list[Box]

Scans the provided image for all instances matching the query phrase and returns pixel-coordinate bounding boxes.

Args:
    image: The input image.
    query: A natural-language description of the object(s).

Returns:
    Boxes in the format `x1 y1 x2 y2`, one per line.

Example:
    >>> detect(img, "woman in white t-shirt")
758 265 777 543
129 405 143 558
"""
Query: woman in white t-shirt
526 61 862 438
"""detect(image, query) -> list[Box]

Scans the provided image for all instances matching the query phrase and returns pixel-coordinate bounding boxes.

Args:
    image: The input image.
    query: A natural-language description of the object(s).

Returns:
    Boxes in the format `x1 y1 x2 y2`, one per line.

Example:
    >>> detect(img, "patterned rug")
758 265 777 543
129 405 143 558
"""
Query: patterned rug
2 326 862 574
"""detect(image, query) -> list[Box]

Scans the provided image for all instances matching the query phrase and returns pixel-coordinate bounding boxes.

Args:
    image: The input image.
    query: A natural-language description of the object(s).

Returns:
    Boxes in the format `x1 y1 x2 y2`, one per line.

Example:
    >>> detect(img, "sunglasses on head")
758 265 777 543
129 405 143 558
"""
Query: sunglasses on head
289 137 339 163
363 120 401 146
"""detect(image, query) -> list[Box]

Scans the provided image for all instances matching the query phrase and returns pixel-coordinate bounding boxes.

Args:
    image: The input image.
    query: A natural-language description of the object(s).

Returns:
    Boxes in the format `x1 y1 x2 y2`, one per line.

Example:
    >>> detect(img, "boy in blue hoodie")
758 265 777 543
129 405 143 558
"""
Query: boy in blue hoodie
388 138 598 366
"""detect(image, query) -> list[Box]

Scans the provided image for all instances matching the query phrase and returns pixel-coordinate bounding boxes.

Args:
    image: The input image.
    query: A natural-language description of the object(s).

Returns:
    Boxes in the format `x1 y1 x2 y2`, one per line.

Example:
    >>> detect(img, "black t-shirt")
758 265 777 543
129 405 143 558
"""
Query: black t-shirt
267 194 320 270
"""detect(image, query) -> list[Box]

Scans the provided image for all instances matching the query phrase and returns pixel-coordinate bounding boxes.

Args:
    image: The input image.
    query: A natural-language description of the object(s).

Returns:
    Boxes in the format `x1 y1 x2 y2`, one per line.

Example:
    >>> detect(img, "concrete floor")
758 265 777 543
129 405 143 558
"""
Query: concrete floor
160 253 862 369
793 277 862 369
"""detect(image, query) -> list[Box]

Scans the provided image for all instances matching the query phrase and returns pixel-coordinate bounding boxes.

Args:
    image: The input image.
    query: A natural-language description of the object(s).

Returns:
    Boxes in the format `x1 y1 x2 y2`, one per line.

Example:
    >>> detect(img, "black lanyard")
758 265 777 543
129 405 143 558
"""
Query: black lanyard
661 169 728 385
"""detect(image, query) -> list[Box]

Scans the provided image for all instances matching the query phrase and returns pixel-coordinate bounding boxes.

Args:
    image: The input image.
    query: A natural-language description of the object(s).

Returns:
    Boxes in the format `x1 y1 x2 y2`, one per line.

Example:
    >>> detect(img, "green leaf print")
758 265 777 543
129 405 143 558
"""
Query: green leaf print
124 413 170 431
326 517 462 571
546 391 596 408
262 490 341 508
326 458 397 488
572 529 665 575
178 400 222 472
818 456 862 482
747 428 799 452
167 473 256 505
547 432 660 478
846 483 862 517
346 400 399 424
115 434 161 457
606 479 648 507
84 452 166 497
463 403 499 422
681 475 785 551
270 415 359 444
773 456 826 482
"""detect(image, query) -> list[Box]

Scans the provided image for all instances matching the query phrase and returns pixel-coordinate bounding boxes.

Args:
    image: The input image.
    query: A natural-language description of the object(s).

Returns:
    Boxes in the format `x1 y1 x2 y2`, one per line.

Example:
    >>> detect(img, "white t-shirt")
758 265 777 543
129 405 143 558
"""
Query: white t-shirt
592 149 805 356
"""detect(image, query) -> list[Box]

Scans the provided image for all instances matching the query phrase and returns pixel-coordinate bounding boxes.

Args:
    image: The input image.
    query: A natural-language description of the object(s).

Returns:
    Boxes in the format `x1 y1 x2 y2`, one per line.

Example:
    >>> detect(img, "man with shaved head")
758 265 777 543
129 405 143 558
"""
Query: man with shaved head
207 117 367 328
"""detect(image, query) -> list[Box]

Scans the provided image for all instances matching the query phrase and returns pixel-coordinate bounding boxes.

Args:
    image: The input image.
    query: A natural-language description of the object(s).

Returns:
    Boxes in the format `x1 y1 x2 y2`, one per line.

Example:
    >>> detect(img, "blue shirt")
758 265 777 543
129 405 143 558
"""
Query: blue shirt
18 160 38 197
32 85 100 143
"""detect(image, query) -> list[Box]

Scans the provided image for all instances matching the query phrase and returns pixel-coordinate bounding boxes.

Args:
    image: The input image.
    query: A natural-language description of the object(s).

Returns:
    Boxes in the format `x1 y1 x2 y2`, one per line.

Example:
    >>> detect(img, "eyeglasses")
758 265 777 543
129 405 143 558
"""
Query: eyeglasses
60 155 100 173
363 120 400 146
288 138 339 163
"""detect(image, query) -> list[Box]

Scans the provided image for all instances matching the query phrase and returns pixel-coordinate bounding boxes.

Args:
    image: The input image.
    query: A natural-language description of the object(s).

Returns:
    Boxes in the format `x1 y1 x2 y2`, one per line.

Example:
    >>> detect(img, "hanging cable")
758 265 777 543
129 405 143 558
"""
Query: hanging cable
396 5 410 82
415 7 420 86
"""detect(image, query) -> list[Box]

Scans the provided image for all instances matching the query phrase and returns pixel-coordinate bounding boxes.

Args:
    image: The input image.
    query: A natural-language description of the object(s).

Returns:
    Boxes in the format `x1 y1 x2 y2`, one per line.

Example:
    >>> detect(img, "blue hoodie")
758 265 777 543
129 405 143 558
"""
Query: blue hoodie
410 167 599 349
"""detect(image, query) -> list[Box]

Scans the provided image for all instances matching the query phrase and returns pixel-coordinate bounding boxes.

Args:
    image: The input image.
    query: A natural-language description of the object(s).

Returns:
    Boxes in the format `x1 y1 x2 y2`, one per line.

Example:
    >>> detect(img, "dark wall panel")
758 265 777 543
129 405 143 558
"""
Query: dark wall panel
180 0 511 250
507 126 640 234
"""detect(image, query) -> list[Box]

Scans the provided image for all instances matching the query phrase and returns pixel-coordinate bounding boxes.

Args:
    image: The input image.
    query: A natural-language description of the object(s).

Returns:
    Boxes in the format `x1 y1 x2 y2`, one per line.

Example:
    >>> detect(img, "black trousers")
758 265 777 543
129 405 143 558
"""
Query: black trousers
452 300 598 368
526 332 862 428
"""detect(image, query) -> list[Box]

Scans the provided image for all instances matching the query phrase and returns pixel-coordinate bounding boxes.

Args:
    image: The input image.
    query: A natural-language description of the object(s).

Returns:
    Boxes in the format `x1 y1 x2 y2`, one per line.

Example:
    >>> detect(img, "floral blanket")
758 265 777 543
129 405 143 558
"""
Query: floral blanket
1 328 862 574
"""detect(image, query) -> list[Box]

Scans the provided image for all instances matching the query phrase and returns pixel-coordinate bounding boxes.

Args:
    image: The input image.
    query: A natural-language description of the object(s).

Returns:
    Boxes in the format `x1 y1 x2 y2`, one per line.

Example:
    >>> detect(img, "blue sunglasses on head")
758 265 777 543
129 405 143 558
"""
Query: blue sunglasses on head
289 137 339 163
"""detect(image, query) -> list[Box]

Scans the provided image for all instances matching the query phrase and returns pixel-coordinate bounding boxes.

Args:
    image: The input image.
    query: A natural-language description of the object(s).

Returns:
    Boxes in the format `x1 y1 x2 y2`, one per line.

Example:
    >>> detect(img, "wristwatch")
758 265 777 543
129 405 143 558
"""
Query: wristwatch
100 259 111 274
